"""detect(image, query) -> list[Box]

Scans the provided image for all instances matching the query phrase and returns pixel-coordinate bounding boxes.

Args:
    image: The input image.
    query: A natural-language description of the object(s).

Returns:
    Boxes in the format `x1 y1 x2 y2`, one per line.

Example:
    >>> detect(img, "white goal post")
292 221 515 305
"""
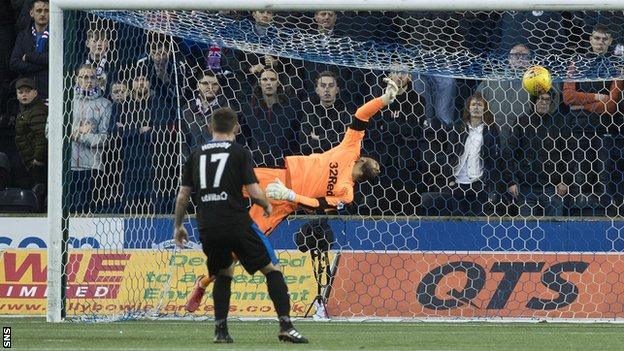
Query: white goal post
47 0 624 323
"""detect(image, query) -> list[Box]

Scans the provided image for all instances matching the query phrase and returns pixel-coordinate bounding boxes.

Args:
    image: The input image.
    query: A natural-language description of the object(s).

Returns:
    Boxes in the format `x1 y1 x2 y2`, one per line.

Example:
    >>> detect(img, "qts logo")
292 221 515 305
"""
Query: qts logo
417 261 589 311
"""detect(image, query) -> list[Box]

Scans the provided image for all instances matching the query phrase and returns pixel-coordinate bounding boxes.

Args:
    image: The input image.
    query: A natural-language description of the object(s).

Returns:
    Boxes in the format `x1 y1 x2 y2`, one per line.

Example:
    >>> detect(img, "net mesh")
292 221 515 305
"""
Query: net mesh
89 10 624 80
58 10 624 321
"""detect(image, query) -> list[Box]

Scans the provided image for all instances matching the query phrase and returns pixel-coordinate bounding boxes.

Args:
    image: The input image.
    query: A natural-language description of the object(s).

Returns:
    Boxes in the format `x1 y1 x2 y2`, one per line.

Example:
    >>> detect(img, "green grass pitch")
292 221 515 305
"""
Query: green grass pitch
2 317 624 350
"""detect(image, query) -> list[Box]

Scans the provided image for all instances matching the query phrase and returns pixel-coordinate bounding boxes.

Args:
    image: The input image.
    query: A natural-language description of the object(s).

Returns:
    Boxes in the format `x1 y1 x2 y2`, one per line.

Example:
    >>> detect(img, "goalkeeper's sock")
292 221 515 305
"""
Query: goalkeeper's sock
200 275 215 289
266 271 292 330
213 275 232 321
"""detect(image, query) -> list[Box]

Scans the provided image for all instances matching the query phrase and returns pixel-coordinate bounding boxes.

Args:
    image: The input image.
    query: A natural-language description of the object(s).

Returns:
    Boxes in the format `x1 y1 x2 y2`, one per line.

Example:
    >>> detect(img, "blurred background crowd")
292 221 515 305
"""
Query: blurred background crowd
1 2 623 217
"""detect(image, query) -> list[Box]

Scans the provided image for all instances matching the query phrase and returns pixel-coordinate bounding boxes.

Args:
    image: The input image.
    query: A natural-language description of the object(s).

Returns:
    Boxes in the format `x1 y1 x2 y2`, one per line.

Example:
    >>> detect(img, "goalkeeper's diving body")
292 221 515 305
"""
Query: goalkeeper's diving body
185 78 401 312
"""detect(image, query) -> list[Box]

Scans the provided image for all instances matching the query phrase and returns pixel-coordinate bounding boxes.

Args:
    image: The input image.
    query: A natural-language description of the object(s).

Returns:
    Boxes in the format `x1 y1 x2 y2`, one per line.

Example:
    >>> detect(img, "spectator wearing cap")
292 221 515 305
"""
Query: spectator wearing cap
10 0 49 99
14 77 47 191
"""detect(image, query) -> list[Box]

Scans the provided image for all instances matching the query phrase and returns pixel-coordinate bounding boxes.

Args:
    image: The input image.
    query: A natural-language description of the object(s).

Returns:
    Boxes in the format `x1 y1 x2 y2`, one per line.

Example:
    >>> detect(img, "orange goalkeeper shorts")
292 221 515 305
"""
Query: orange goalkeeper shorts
246 167 298 237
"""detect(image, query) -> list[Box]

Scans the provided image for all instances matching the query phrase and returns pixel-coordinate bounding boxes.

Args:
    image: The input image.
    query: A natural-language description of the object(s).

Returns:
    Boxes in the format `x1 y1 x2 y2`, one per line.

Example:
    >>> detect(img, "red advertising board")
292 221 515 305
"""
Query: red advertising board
327 252 624 319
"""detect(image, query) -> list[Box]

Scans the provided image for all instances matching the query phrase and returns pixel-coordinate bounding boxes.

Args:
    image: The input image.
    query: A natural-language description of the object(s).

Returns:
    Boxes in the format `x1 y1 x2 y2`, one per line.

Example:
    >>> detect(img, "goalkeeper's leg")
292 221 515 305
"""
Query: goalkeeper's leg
185 274 214 312
199 275 215 288
186 257 233 312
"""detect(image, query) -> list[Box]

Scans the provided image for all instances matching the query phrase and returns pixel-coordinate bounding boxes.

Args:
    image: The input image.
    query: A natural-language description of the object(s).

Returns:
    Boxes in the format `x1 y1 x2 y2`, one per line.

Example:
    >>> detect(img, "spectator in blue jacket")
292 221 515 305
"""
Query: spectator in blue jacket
10 0 48 99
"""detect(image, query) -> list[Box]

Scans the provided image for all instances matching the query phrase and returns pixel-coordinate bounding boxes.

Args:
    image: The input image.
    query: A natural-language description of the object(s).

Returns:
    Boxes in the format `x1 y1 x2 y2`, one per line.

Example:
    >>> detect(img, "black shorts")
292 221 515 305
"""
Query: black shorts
199 222 278 276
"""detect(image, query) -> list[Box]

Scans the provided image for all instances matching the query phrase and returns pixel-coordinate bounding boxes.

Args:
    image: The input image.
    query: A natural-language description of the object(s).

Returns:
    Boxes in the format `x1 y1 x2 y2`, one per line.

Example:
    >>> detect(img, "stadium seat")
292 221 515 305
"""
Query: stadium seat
0 188 39 213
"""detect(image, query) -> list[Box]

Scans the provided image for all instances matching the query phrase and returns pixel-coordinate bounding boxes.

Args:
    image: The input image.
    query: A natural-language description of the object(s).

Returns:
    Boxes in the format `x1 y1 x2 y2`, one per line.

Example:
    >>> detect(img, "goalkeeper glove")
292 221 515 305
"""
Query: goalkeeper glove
380 77 400 105
266 178 296 202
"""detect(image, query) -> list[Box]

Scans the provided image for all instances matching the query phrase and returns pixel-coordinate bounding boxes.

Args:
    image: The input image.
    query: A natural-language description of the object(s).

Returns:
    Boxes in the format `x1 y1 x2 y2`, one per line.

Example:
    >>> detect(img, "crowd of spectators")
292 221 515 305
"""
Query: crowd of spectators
1 0 49 211
0 6 623 217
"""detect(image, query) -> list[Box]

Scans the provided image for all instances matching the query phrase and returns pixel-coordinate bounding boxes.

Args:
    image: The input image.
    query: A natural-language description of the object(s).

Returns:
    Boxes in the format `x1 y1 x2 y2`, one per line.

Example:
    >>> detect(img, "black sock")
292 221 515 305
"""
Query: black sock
215 319 228 333
278 316 293 331
265 271 293 330
213 275 232 322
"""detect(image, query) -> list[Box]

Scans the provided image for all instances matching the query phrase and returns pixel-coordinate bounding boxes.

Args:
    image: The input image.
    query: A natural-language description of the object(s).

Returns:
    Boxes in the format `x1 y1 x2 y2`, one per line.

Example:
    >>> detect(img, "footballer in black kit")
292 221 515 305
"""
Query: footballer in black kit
173 107 308 344
181 140 278 276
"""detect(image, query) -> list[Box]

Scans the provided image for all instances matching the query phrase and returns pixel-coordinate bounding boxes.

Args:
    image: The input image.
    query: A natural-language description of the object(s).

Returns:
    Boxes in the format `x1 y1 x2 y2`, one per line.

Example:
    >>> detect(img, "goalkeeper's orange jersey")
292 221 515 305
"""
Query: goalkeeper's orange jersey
248 97 385 236
284 127 364 209
249 129 362 236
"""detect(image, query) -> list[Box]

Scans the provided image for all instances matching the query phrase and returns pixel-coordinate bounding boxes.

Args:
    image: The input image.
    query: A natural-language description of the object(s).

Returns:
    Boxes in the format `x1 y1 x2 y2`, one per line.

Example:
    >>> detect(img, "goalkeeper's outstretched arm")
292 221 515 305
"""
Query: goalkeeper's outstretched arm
349 77 399 125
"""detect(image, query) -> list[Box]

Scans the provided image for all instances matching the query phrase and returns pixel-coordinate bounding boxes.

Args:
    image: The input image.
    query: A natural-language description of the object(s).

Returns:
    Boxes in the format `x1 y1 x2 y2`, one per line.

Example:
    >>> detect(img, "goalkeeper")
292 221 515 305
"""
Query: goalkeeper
185 78 400 312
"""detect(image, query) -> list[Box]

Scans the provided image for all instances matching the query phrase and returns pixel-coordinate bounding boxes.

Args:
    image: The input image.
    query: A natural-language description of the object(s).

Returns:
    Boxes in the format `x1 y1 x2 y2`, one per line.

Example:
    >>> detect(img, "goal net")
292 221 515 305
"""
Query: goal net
48 8 624 322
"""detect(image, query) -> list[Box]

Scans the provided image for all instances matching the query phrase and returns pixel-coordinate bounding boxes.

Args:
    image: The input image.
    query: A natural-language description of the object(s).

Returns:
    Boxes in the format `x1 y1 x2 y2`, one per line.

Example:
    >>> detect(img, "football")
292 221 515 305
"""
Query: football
522 65 552 96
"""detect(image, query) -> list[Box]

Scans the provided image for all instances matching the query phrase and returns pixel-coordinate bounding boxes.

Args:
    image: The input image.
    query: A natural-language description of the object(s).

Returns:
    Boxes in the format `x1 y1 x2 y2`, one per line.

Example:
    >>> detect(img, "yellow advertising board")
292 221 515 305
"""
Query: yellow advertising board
0 249 319 317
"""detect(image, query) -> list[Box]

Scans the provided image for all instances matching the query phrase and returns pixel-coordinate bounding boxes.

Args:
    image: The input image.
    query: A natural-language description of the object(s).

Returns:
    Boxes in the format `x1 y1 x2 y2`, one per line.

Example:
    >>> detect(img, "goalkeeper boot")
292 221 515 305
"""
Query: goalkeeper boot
278 328 309 344
185 275 207 312
213 323 233 344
